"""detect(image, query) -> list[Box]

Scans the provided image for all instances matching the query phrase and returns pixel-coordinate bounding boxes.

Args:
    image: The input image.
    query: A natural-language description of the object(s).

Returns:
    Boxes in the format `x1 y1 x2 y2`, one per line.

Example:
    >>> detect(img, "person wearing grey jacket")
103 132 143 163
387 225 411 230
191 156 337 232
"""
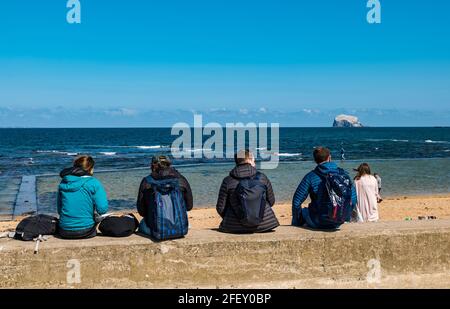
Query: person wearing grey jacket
216 150 279 233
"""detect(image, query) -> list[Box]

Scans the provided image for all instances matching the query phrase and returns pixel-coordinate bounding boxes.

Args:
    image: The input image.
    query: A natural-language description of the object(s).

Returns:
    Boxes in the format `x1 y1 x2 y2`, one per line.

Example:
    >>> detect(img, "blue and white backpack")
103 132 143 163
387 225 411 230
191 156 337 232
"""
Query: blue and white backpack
144 176 189 240
315 168 354 227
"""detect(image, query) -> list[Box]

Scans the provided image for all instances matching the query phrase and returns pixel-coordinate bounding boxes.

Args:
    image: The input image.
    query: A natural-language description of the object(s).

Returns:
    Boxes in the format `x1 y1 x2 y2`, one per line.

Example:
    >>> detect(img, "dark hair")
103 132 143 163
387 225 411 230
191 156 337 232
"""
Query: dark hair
151 155 171 172
313 147 331 164
73 155 95 174
234 149 253 165
355 163 372 180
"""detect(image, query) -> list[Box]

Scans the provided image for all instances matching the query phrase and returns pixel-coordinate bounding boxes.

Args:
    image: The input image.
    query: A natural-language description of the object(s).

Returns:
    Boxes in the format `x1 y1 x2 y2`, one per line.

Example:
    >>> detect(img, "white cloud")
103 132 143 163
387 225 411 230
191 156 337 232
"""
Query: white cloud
209 107 227 112
239 108 249 115
302 108 320 114
104 108 137 117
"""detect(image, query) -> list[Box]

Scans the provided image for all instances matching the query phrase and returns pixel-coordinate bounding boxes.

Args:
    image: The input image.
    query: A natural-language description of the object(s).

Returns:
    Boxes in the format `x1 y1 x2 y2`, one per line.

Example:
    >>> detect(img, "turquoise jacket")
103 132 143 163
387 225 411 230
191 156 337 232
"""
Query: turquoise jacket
57 175 108 231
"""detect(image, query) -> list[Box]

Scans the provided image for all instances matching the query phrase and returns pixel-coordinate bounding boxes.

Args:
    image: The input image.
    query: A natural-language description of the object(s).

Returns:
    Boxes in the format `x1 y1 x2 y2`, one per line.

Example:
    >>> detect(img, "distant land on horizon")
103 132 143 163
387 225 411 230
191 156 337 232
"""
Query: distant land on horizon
0 108 449 128
0 125 449 129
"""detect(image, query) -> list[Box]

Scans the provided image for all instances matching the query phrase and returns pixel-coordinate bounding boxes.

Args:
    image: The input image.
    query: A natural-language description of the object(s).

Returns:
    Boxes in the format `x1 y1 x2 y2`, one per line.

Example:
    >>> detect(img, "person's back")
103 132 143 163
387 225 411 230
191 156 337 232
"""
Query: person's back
354 164 380 222
374 173 382 193
57 156 108 239
292 147 357 229
216 150 279 233
137 156 193 240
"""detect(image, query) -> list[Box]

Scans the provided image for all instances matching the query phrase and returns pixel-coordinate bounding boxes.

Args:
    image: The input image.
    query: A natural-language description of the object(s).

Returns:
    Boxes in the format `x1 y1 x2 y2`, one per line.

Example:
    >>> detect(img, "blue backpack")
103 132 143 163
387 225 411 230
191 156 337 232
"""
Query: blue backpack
315 168 354 227
144 176 189 240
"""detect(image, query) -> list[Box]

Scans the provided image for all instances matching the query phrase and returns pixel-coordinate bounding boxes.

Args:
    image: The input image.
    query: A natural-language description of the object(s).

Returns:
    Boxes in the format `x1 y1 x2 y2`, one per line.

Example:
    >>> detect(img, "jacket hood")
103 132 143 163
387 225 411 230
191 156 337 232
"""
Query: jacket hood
314 161 339 176
59 175 93 193
151 167 181 180
60 167 90 178
229 163 257 179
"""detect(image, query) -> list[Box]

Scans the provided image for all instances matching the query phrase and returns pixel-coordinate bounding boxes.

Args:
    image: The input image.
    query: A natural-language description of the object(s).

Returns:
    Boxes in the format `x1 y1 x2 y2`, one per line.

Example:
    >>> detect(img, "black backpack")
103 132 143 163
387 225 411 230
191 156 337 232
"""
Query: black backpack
98 214 139 237
233 173 267 227
14 214 58 241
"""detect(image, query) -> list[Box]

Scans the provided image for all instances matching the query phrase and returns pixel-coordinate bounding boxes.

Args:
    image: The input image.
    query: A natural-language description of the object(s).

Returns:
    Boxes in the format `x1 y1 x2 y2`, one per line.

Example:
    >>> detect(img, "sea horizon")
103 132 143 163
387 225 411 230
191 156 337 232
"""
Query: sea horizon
0 126 449 129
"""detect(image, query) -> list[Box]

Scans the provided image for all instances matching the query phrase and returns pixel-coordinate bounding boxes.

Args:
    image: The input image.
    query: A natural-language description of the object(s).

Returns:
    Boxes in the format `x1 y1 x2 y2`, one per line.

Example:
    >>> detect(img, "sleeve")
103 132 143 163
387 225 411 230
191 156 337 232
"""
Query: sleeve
292 174 311 226
262 174 275 207
93 180 108 215
57 190 62 215
374 178 381 200
136 178 148 217
351 182 358 210
292 175 311 211
179 175 194 211
216 178 228 218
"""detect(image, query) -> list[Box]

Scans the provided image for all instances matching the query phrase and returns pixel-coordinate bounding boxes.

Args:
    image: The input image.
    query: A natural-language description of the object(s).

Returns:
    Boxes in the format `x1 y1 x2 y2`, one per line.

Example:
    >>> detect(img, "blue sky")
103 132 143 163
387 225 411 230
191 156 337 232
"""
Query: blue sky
0 0 449 127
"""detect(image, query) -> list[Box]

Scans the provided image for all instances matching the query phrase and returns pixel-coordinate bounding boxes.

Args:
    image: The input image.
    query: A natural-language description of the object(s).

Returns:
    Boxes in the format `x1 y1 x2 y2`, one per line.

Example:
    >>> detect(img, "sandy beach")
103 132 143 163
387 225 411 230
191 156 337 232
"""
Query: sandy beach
2 194 450 232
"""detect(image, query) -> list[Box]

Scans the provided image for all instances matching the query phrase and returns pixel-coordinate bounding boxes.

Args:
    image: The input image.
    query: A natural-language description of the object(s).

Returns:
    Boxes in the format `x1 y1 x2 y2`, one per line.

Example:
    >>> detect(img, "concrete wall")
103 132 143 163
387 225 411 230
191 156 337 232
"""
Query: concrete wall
1 220 449 288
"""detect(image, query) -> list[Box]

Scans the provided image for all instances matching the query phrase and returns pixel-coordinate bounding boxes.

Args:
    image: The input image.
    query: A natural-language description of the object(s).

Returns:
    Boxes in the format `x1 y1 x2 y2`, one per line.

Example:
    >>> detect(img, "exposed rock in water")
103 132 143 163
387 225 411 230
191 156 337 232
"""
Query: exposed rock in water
333 114 363 128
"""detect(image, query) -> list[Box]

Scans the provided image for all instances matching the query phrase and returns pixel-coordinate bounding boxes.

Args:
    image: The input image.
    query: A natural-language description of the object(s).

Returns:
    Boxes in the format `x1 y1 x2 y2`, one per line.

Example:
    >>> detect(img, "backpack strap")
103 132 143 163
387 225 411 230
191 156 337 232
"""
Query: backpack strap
146 175 180 193
145 175 163 193
232 171 263 181
145 175 155 185
251 173 267 193
336 168 352 181
336 167 346 175
312 170 327 179
314 168 347 179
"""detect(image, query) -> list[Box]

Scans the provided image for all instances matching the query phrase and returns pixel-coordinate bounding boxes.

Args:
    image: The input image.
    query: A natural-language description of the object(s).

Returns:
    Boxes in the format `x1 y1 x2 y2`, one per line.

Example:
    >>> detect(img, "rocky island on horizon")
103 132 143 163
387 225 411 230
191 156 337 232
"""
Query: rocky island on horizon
333 114 364 128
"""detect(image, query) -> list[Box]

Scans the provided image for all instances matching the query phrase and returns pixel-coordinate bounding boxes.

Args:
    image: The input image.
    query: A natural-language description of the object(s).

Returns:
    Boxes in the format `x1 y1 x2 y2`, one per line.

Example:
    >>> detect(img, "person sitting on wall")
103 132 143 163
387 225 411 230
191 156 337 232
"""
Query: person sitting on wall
57 155 109 239
216 149 279 234
292 147 357 230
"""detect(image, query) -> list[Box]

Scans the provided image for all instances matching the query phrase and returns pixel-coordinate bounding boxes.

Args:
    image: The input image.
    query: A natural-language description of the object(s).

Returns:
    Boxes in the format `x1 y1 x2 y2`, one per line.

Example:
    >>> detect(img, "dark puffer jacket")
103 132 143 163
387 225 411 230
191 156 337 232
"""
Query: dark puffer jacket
137 167 193 219
216 164 279 233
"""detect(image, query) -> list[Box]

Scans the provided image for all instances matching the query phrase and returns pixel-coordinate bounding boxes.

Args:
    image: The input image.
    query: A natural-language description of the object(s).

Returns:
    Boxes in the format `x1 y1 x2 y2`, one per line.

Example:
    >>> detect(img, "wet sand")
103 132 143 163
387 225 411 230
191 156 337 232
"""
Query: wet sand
1 194 450 232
